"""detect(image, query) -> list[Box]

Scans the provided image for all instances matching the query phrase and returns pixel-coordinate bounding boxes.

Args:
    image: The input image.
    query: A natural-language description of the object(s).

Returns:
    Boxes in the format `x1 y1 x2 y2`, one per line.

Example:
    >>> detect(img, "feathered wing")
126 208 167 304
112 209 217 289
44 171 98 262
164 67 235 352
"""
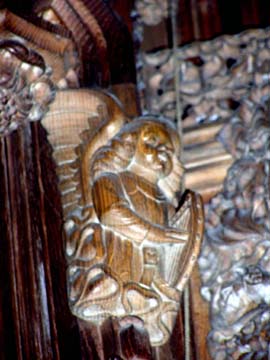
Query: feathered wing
42 89 127 218
42 88 128 267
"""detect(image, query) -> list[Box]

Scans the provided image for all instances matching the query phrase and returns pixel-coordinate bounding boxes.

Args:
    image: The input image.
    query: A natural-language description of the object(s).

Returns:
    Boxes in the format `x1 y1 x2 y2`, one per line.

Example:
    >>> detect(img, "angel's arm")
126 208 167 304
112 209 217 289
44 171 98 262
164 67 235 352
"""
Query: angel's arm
92 173 188 244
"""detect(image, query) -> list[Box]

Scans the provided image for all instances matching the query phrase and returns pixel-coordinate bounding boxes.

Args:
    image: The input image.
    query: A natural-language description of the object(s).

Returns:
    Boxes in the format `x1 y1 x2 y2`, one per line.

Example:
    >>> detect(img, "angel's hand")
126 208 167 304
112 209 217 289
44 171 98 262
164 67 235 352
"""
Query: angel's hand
147 225 188 244
164 228 188 244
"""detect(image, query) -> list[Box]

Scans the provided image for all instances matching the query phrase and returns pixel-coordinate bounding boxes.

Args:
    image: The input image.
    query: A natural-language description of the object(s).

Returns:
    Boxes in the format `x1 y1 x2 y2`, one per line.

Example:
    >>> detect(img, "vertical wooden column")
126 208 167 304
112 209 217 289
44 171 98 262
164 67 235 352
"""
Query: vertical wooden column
0 123 83 359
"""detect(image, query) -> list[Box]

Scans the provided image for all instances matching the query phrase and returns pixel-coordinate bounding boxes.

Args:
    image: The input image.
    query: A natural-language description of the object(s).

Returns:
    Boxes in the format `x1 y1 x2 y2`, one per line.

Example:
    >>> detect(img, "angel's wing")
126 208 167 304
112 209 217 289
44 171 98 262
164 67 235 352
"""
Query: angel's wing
42 89 127 218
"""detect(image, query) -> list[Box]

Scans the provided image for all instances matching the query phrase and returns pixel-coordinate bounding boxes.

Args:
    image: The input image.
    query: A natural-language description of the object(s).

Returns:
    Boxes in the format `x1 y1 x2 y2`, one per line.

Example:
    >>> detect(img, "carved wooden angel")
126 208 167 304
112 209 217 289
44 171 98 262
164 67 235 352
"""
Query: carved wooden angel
42 89 204 346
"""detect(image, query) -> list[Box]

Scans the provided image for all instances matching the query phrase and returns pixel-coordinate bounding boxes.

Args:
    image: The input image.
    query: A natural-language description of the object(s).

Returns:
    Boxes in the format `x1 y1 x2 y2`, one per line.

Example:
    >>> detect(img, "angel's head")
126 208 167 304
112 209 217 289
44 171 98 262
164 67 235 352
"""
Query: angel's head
91 117 184 204
130 122 175 180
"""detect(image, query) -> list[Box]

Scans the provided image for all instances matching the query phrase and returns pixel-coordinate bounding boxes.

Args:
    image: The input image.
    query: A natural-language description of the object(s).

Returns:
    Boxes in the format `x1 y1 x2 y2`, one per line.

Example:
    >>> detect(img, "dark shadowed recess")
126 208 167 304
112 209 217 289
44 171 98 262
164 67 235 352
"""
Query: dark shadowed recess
2 0 137 87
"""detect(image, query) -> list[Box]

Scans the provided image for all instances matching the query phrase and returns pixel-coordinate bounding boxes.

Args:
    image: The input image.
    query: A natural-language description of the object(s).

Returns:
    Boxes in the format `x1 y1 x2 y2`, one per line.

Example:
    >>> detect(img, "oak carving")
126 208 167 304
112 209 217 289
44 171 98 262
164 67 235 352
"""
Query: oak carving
0 39 54 136
199 78 270 358
135 28 270 198
42 89 204 346
135 0 169 26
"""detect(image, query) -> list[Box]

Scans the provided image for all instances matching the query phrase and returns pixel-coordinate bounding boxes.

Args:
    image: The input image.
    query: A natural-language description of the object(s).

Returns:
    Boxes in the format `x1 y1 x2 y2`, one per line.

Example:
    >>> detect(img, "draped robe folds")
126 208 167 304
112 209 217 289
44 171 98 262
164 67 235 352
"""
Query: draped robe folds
70 167 185 338
92 171 172 286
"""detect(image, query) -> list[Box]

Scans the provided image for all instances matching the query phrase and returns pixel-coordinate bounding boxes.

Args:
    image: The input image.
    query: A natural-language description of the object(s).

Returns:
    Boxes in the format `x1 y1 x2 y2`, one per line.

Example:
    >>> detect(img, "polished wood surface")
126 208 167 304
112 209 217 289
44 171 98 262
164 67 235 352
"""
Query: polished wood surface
1 0 270 359
41 87 204 347
0 123 83 359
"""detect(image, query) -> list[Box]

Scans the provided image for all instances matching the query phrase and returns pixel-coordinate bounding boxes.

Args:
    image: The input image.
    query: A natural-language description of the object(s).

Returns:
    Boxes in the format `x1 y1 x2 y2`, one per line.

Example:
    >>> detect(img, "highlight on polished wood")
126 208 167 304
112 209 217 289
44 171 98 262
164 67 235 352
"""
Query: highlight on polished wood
42 89 204 346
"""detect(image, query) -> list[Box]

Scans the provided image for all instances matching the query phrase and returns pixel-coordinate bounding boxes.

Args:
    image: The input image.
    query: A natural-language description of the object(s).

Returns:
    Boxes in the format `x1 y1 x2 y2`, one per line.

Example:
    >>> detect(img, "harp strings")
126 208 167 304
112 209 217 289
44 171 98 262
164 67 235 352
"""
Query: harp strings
170 1 191 359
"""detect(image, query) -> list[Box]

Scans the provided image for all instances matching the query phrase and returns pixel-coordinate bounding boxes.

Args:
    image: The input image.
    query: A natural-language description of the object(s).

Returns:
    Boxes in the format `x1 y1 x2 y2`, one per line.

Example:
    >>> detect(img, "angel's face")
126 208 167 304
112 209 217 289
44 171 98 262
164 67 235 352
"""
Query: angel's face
134 124 174 180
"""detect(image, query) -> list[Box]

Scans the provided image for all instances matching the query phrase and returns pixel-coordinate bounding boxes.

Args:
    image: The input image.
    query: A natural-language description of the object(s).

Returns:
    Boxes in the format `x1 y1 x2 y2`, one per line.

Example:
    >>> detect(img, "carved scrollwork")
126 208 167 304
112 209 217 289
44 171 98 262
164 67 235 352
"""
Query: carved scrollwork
0 39 54 136
42 89 204 346
198 85 270 358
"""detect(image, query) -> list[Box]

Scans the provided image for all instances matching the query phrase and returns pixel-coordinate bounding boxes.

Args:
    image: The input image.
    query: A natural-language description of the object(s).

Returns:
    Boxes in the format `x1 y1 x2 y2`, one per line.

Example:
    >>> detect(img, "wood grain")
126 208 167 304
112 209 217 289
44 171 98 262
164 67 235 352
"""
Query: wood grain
1 0 270 359
42 88 204 347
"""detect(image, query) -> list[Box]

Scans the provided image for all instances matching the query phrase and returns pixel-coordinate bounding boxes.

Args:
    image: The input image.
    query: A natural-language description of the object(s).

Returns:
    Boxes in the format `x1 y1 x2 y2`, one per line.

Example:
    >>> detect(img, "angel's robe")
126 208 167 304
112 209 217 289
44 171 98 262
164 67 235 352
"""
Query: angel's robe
92 170 174 286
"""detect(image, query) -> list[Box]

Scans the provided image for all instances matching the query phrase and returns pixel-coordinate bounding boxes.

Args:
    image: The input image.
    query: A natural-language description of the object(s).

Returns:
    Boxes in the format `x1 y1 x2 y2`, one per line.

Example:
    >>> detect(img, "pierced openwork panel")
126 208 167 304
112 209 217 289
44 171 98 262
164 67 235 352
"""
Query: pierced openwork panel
136 28 270 127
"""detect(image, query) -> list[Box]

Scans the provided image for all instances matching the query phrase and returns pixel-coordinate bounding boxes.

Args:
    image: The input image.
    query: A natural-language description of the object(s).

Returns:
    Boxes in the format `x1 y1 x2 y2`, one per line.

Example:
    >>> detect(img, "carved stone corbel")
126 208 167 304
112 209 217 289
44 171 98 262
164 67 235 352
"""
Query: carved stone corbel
41 88 204 346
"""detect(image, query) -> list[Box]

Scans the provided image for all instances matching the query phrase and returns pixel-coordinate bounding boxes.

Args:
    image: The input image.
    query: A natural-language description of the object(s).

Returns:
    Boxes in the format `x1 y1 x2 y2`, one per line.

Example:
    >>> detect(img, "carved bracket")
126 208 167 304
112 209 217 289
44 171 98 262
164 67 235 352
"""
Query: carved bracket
42 88 204 346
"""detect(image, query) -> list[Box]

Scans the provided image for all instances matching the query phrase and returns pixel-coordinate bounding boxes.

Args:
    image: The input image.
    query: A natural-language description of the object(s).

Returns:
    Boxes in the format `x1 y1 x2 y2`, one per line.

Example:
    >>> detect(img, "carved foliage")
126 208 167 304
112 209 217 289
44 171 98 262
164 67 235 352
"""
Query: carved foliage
198 86 270 359
42 89 204 346
0 40 54 136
